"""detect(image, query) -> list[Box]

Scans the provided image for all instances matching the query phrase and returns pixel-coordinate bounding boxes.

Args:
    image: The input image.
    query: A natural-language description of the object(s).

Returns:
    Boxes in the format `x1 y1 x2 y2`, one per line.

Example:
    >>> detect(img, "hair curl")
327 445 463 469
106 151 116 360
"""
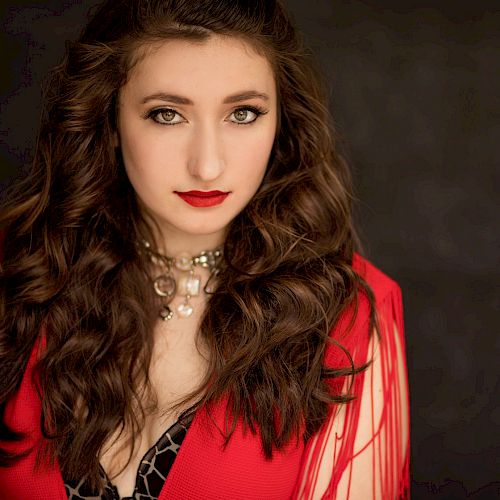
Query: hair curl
0 0 377 490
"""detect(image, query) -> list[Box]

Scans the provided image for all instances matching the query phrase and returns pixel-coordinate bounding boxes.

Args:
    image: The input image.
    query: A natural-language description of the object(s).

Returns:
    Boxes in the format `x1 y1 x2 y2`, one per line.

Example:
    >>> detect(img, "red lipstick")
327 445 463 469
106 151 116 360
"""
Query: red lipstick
175 190 230 208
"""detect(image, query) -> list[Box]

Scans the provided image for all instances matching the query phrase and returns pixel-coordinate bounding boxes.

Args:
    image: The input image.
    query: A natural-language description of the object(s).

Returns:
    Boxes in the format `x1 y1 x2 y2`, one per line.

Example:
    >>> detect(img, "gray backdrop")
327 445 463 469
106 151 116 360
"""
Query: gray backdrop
1 1 498 498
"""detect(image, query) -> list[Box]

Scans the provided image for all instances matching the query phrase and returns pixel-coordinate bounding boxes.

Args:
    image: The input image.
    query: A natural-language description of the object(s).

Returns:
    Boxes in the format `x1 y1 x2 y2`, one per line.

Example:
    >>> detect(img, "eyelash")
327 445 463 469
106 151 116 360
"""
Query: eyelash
231 106 268 125
145 106 268 126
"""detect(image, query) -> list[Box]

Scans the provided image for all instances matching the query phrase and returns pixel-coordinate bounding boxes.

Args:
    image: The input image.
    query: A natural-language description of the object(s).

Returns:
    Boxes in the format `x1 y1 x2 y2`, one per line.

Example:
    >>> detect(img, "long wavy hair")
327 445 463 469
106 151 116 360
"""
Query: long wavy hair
0 0 377 490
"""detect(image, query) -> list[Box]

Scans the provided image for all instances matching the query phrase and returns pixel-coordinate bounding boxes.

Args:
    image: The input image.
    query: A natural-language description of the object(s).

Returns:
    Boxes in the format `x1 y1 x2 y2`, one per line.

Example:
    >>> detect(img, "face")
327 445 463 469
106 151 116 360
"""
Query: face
116 35 278 253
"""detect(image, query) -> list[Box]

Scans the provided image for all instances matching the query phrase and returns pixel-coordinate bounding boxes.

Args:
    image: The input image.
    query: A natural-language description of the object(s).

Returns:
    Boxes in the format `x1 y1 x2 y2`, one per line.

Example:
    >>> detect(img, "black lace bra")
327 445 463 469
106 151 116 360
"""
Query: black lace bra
64 416 193 500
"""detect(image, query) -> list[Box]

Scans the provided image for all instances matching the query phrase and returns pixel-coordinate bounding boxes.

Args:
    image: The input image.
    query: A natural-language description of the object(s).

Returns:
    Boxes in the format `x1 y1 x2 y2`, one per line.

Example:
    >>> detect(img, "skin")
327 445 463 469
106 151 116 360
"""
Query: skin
102 35 278 497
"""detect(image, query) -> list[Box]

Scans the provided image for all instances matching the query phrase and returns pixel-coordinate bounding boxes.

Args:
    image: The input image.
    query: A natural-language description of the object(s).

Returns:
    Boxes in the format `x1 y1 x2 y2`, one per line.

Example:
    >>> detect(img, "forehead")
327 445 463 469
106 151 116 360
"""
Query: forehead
121 35 276 102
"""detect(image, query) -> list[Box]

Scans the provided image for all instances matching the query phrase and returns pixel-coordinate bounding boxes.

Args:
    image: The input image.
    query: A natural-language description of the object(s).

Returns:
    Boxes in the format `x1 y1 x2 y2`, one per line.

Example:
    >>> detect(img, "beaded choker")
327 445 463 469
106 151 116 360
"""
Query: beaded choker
141 240 223 320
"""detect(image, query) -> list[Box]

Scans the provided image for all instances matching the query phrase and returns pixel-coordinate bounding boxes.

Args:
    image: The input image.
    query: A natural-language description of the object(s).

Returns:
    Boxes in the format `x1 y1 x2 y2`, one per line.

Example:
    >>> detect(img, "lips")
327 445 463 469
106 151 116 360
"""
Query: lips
175 190 230 208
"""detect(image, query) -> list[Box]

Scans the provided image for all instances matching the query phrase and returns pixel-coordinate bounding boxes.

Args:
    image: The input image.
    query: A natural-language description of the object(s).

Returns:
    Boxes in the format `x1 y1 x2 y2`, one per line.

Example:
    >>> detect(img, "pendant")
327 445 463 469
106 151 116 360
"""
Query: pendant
159 305 174 321
153 274 176 298
204 268 220 294
178 275 201 296
177 302 194 318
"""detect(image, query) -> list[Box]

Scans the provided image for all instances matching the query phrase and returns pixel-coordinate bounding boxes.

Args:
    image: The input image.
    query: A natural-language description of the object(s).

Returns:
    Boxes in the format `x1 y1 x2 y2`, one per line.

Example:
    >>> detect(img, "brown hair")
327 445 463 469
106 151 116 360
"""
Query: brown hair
0 0 376 490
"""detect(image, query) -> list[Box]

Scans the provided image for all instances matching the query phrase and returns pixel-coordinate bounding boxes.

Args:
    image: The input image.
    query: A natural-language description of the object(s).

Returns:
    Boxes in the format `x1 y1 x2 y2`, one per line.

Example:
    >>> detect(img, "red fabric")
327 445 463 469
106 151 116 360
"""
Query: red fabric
0 254 409 499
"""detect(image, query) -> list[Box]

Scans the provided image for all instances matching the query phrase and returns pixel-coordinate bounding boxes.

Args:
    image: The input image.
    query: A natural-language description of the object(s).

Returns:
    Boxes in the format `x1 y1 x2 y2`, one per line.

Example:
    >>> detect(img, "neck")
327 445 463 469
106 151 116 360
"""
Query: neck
150 226 225 257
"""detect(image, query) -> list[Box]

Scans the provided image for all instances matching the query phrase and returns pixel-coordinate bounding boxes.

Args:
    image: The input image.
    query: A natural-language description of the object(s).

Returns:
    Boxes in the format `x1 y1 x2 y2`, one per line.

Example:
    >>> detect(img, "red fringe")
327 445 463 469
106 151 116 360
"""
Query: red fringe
293 282 410 499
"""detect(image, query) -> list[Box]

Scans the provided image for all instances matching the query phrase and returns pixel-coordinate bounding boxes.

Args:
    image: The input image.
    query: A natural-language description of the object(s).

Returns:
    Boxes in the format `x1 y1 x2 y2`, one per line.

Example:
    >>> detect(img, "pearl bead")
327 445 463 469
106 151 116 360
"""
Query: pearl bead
175 252 192 271
177 302 194 318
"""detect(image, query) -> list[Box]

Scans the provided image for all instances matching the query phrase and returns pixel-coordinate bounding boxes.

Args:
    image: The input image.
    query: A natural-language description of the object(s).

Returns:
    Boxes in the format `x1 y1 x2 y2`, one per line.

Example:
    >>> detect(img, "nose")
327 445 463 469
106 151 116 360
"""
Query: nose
187 122 225 182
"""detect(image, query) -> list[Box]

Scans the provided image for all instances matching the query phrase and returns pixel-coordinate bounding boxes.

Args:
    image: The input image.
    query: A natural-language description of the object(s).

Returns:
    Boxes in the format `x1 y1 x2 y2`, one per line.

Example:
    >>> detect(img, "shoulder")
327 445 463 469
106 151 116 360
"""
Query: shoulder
352 252 402 307
325 253 404 368
338 252 403 333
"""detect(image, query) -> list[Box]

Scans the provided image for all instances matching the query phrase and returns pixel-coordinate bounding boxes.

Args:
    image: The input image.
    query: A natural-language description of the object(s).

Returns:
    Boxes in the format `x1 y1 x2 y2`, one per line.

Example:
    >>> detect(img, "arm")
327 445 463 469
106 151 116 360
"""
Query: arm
328 321 409 499
296 288 410 499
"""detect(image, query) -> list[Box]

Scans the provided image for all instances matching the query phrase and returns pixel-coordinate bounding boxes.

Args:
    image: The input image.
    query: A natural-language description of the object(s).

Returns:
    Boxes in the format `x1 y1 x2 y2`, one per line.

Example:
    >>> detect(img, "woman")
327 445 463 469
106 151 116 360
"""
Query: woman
0 0 409 498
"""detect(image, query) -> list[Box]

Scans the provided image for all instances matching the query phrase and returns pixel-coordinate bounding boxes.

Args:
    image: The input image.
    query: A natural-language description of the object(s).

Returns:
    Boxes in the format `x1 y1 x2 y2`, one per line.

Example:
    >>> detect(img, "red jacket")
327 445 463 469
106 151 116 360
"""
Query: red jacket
0 254 409 499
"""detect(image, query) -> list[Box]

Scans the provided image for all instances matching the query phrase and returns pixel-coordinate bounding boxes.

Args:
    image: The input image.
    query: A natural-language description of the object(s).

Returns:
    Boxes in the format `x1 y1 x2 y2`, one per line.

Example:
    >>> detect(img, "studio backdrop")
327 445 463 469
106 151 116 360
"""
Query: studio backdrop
0 1 498 498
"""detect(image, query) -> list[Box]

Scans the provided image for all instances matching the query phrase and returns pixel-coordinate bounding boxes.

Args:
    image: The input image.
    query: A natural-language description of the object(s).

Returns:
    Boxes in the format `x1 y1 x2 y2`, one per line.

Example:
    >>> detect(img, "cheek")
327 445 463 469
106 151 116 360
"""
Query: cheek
228 129 275 181
120 125 148 173
120 140 164 200
120 126 182 181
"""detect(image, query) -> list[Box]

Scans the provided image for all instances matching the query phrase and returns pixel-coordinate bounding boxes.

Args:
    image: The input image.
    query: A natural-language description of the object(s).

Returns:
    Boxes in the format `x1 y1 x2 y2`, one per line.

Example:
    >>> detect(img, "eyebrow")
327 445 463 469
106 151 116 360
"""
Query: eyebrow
141 90 270 105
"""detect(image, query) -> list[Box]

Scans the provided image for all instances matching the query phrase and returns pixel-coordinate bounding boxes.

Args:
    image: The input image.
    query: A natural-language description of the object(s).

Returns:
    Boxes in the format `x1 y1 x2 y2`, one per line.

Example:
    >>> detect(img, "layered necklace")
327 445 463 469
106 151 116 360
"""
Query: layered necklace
141 240 223 321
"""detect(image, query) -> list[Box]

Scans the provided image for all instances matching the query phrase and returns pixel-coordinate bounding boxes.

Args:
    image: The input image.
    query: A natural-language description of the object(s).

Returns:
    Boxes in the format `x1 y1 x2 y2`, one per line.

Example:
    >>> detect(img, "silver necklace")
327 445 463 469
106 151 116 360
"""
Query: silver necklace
141 240 223 320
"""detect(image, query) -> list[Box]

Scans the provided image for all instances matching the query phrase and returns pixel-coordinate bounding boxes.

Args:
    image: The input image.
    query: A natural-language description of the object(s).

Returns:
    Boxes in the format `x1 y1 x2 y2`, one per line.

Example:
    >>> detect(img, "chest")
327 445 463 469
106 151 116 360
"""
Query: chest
148 314 210 419
2 309 310 500
99 310 209 496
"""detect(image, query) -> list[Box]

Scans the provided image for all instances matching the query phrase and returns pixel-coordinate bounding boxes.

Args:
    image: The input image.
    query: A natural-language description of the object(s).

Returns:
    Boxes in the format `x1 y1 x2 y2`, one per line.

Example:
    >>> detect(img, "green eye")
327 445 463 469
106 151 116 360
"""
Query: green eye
230 107 266 125
234 109 250 122
158 110 176 122
148 108 184 126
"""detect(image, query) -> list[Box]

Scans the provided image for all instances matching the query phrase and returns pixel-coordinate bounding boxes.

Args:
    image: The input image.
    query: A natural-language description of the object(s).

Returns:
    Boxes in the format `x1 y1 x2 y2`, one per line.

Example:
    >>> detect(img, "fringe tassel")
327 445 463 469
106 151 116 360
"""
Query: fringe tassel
293 283 410 499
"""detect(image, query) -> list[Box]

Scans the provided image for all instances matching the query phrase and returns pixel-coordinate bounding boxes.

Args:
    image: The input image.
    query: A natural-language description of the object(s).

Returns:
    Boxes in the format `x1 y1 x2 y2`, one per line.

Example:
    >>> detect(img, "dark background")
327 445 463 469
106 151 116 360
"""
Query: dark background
1 1 499 498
